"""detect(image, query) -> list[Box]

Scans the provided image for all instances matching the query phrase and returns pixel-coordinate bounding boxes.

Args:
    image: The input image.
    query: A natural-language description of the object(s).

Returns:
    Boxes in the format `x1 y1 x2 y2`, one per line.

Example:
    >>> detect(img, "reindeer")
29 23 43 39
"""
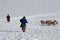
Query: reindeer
40 20 58 26
40 20 46 25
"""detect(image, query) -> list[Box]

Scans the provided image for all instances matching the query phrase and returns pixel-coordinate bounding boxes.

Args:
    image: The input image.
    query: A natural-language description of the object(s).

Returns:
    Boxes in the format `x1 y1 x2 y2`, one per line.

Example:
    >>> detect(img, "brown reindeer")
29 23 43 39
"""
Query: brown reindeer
46 20 52 25
40 20 58 26
40 20 45 24
52 20 58 25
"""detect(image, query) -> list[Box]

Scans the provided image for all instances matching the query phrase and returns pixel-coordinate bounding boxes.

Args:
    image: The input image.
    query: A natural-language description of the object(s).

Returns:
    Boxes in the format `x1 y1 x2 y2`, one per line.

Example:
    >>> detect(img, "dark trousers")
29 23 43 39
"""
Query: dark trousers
7 18 10 22
22 27 26 32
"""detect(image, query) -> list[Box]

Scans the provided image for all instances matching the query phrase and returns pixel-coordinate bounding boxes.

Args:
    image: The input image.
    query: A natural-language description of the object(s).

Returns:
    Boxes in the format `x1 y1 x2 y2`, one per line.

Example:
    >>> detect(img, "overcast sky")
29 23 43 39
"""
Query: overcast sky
0 0 60 18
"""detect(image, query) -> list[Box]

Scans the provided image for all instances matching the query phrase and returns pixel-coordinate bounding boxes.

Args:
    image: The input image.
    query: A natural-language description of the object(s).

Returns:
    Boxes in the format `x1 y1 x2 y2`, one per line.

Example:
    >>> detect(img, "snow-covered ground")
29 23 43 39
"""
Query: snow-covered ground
0 13 60 40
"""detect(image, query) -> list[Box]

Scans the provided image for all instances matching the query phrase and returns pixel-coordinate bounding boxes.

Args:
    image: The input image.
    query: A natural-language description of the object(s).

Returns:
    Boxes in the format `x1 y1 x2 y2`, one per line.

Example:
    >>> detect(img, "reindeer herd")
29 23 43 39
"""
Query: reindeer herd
40 20 58 26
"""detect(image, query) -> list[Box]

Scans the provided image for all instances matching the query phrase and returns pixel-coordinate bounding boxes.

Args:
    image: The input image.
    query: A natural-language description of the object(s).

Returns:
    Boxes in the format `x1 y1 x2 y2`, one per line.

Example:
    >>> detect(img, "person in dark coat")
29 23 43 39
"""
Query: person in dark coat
20 16 28 32
6 14 10 22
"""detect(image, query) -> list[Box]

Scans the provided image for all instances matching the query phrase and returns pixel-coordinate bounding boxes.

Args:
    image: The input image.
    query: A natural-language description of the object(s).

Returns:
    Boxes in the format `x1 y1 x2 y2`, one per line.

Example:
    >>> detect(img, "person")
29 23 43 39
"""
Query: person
20 16 28 32
6 14 10 22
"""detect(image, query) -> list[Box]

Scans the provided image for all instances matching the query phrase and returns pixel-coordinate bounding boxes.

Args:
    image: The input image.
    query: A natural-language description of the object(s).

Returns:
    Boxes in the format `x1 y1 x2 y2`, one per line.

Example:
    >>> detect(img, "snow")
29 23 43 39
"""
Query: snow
0 13 60 40
0 0 60 40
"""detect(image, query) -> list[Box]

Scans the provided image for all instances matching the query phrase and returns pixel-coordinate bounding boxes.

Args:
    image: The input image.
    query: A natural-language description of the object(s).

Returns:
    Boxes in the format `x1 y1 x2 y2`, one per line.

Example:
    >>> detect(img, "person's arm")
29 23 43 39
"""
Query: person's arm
26 19 28 23
9 16 10 18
